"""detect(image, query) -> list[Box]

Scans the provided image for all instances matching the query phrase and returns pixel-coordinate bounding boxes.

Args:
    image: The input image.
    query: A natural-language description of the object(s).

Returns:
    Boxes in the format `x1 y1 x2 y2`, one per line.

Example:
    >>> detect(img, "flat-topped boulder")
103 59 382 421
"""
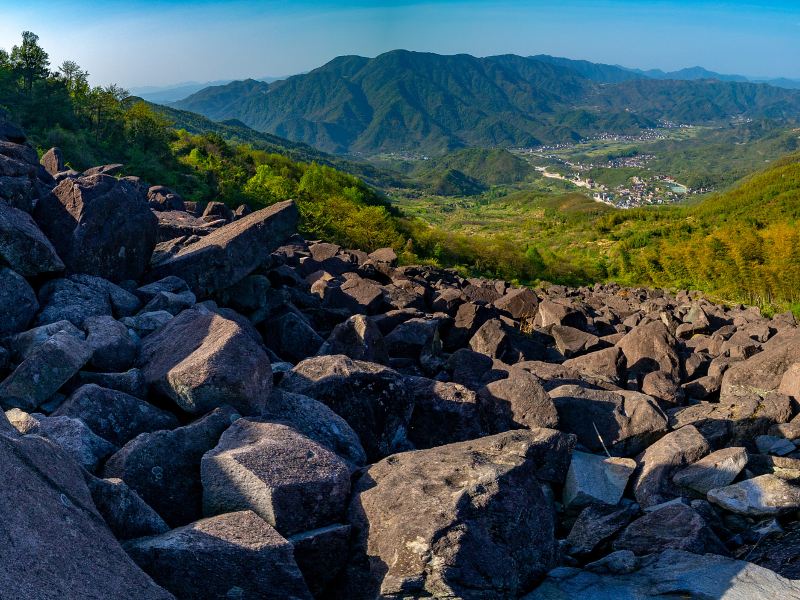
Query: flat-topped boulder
125 510 311 600
148 200 298 297
202 420 351 535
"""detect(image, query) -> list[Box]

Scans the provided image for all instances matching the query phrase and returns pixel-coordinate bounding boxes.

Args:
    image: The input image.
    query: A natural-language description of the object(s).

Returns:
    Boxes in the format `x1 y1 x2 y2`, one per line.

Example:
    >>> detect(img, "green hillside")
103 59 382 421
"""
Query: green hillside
173 50 800 155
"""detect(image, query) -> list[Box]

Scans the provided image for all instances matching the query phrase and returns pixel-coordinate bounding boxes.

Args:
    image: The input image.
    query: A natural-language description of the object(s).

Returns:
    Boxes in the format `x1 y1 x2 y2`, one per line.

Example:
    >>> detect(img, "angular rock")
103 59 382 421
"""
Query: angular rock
35 277 113 327
121 310 174 337
565 503 639 558
368 246 397 265
445 301 492 350
0 429 173 599
0 202 64 276
669 391 793 449
148 200 298 297
563 451 637 509
478 367 559 432
633 425 711 508
75 368 147 398
385 317 441 359
721 328 800 398
342 430 560 599
708 474 800 516
103 406 238 527
202 420 351 536
617 320 680 380
280 355 414 461
613 503 726 555
317 314 389 364
672 446 748 495
405 377 484 448
549 384 667 457
263 389 367 466
4 319 84 361
525 549 800 599
84 315 139 372
40 147 64 176
562 346 625 385
264 312 324 363
0 330 92 411
87 476 170 540
551 325 603 358
536 299 588 330
0 267 38 335
288 523 351 598
6 409 115 472
494 287 539 320
53 384 177 447
124 510 311 600
140 307 272 415
34 174 158 281
326 275 386 314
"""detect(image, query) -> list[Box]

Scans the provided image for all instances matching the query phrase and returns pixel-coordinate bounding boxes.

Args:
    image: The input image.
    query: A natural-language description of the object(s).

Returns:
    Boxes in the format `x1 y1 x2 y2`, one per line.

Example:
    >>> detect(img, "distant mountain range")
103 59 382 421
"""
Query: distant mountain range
531 55 800 89
131 76 289 103
171 50 800 155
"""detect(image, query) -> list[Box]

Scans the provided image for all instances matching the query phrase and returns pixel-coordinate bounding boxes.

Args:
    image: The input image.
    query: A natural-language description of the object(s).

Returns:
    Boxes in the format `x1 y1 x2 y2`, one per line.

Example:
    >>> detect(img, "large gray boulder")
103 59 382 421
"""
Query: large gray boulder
708 474 800 516
280 355 414 461
0 267 38 335
103 406 238 527
613 503 726 555
87 476 170 541
35 275 140 327
0 202 63 276
672 446 748 496
34 174 158 281
317 314 390 364
147 200 298 297
478 367 559 432
263 390 367 466
84 315 139 372
617 320 681 381
633 425 711 508
525 549 800 599
722 329 800 398
563 451 636 509
0 330 92 411
140 307 272 416
124 510 312 600
341 430 565 599
0 429 174 599
6 409 115 472
549 384 667 457
405 377 485 448
202 420 351 536
53 384 178 447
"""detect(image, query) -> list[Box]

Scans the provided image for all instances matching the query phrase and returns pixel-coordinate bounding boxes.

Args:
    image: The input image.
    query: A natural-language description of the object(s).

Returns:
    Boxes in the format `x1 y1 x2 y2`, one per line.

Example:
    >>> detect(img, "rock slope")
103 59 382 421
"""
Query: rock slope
1 110 800 598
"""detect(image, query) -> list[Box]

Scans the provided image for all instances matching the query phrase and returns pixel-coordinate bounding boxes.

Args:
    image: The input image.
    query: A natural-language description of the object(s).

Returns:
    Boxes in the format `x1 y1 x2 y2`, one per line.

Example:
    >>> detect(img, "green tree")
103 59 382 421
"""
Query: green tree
10 31 49 94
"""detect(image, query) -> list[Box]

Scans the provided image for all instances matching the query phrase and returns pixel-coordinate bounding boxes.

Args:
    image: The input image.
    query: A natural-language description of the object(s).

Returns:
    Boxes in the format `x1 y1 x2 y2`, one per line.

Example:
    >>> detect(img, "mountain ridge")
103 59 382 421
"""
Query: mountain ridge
173 50 800 155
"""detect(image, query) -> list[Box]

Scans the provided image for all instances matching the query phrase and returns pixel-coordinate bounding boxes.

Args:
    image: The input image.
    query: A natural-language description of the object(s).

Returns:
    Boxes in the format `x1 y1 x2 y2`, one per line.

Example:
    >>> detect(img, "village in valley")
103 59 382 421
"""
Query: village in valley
513 126 704 208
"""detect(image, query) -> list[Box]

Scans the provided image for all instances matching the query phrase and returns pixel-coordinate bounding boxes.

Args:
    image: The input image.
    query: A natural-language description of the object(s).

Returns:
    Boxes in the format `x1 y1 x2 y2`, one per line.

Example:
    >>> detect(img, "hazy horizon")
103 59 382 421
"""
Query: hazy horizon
2 0 800 88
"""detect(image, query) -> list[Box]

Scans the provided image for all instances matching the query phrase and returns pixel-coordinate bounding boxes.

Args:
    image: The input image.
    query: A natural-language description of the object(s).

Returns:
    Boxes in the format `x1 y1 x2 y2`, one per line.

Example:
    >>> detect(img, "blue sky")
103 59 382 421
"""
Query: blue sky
1 0 799 87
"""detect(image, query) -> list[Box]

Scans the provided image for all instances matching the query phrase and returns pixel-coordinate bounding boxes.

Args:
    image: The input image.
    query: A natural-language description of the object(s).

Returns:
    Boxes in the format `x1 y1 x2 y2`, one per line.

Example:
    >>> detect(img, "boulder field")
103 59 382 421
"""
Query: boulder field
1 111 800 599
